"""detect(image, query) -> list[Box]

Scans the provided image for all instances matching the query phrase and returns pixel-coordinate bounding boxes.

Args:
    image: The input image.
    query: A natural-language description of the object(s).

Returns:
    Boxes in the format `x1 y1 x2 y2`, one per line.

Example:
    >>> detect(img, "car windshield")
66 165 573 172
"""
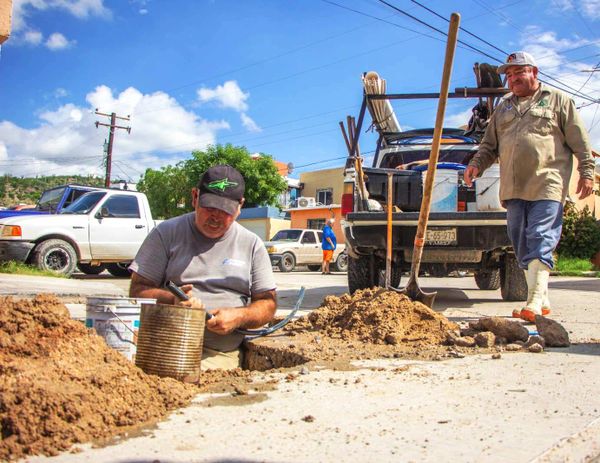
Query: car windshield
37 186 67 212
60 191 106 214
271 230 302 241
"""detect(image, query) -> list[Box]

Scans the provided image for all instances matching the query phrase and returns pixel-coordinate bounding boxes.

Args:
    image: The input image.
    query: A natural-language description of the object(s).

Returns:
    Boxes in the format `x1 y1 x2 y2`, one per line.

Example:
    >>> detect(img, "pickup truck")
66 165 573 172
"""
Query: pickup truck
0 184 101 220
265 228 347 272
0 188 159 277
341 79 527 302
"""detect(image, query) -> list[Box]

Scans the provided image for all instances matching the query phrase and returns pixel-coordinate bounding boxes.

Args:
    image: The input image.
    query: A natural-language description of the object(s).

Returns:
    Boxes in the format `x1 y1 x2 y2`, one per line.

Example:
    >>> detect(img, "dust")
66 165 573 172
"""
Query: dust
0 295 253 461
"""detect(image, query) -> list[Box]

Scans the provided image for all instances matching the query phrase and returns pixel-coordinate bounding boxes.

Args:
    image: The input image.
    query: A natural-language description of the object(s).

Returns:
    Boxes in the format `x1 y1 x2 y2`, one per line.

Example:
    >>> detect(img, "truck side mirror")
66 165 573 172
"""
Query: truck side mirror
95 207 110 219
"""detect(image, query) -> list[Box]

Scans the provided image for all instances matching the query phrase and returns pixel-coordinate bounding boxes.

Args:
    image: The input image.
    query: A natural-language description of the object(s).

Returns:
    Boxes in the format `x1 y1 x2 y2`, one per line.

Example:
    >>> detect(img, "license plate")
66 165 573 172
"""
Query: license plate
425 227 457 246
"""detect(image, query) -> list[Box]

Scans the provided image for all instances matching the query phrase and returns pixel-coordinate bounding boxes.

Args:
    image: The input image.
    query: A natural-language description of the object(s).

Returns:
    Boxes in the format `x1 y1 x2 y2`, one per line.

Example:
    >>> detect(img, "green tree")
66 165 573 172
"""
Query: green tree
138 144 287 218
557 203 600 259
137 162 190 219
185 144 287 208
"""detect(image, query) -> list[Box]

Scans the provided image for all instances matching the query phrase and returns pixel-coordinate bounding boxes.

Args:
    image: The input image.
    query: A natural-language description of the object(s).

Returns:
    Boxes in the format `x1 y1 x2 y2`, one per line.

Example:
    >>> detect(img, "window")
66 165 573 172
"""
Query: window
271 229 302 241
101 195 141 218
316 188 333 205
301 232 317 244
307 219 326 230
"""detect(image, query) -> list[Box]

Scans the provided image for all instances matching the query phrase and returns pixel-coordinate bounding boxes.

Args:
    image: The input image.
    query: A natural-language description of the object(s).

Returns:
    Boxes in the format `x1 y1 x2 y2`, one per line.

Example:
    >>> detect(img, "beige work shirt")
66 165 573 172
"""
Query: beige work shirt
469 84 594 203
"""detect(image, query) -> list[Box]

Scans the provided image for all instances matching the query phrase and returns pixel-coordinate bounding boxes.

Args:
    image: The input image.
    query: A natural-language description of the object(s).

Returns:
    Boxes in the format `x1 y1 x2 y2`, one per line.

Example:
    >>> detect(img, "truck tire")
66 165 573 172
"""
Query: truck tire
500 254 528 301
278 253 296 272
106 262 132 278
307 265 321 272
32 239 77 277
348 255 371 294
77 263 106 275
474 269 501 290
333 252 348 272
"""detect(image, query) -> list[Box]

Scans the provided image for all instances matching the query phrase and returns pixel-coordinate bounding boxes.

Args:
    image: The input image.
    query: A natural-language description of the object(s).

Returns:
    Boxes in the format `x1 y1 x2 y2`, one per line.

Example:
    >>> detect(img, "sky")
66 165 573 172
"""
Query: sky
1 0 599 182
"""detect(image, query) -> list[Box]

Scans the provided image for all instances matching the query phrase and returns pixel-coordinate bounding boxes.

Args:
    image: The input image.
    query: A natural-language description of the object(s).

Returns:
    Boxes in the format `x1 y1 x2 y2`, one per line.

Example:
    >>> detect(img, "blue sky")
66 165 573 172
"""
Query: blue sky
1 0 599 182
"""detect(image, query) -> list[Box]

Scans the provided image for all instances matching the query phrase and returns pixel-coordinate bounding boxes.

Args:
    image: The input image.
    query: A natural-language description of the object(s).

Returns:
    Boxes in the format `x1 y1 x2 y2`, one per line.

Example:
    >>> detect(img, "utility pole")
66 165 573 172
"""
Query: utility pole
95 110 131 188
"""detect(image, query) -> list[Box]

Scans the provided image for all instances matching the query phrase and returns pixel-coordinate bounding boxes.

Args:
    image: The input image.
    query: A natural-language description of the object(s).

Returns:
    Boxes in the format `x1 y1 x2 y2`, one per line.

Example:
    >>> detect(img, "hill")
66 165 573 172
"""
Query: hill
0 175 105 208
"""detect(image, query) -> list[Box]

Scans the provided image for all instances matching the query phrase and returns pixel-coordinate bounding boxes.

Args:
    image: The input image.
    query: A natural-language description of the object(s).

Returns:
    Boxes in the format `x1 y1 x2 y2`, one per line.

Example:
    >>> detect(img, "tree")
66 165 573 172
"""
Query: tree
137 162 190 219
185 144 287 208
137 144 288 218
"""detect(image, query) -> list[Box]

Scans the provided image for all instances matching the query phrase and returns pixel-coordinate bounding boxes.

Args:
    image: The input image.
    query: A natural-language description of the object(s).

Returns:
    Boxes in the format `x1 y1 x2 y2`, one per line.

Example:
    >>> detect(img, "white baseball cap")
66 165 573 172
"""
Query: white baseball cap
497 51 538 74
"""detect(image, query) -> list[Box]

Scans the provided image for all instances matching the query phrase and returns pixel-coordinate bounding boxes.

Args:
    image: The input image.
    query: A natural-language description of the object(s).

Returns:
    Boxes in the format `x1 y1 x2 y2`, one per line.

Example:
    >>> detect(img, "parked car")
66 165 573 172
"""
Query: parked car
265 228 348 272
0 188 160 277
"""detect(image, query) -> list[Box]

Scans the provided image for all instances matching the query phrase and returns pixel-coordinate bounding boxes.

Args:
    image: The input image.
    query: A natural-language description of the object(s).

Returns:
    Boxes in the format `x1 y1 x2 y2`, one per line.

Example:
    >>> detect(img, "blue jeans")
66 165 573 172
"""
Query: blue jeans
505 199 563 270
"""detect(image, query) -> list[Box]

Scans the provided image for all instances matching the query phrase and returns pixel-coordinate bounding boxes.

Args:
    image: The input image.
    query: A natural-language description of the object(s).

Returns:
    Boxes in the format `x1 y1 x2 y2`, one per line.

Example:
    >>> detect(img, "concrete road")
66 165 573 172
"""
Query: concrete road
4 270 600 462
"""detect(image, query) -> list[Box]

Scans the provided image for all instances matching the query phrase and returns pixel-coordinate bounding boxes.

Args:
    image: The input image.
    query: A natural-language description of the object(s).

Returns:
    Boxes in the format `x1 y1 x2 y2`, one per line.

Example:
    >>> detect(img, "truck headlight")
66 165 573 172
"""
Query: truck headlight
1 225 22 237
266 246 277 253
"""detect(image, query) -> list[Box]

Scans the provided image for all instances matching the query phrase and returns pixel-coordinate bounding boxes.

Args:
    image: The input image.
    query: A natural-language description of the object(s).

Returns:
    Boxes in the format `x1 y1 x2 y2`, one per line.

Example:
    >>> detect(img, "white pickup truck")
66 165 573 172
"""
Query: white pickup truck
0 188 160 277
265 228 347 272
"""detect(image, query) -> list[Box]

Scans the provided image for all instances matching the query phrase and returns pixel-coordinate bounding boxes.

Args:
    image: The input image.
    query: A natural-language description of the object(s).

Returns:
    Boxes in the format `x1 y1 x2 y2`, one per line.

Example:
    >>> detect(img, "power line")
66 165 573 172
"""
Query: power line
376 0 599 104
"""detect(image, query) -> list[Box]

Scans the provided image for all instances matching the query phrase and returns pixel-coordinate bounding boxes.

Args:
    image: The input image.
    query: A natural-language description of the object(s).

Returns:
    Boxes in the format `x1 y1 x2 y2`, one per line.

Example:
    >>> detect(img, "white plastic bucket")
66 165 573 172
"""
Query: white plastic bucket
476 164 505 211
423 169 459 212
85 296 156 362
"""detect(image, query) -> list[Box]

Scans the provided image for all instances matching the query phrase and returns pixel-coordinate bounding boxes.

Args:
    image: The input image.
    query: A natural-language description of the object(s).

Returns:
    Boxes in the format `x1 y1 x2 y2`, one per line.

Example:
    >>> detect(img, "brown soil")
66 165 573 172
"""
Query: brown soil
0 295 255 461
245 288 468 370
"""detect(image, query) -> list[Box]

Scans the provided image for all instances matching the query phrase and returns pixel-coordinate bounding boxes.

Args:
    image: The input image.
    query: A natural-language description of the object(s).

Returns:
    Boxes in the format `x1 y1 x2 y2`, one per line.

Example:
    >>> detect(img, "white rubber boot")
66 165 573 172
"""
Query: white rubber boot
521 259 550 321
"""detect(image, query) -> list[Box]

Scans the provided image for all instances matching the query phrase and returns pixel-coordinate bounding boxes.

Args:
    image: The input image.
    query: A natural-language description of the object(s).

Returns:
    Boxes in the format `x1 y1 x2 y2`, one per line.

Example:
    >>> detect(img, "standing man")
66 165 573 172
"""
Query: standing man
464 51 595 322
321 218 337 274
129 165 277 369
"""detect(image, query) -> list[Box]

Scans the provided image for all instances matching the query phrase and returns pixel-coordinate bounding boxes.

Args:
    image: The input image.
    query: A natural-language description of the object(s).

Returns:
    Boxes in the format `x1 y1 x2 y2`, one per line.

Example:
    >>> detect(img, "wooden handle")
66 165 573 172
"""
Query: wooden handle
386 172 393 288
410 12 461 275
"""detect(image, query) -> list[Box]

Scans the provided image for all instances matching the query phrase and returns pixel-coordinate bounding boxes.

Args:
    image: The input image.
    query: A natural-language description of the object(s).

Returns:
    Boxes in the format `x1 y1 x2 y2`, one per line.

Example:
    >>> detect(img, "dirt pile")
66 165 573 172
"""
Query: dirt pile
287 287 458 346
0 295 198 460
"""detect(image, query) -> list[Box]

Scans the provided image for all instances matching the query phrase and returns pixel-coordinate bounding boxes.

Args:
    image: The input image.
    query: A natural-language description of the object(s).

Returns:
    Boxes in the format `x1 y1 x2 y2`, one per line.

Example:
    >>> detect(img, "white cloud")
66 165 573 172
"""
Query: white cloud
45 32 75 50
54 88 68 98
240 113 261 133
445 108 473 129
580 0 600 19
23 30 43 45
13 0 111 32
197 80 249 112
139 8 148 15
0 86 230 178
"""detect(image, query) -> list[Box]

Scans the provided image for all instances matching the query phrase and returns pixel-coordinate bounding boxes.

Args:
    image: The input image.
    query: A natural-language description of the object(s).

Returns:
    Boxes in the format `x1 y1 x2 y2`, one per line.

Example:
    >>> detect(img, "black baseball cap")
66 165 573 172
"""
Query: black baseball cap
196 165 245 215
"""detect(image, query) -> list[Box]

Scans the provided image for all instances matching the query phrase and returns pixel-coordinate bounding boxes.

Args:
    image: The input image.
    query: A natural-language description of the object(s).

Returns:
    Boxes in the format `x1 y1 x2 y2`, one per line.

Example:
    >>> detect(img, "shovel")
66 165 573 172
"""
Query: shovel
396 12 461 308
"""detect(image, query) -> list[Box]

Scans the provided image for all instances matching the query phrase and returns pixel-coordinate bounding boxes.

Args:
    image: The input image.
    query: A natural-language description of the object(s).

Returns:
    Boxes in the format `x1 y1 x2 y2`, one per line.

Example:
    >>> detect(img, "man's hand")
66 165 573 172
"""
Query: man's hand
205 308 242 335
463 165 479 187
576 177 594 200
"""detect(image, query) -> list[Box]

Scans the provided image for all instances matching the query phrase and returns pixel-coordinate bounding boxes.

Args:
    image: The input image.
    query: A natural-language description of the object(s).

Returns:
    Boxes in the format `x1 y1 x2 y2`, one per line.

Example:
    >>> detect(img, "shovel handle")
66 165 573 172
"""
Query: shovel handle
409 12 461 276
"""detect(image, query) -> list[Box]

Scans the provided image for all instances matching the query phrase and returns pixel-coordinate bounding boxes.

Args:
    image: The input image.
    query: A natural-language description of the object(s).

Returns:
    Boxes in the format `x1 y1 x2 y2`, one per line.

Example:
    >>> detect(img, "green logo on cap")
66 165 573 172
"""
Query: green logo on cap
208 178 238 192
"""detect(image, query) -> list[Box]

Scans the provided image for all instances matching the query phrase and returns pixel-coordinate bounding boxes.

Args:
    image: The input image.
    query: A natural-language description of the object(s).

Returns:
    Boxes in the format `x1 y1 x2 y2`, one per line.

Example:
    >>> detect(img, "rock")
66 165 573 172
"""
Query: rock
385 334 400 345
461 327 479 338
505 343 522 351
535 316 570 347
495 336 508 345
454 336 476 348
472 317 529 343
299 366 310 375
525 335 546 348
492 353 502 359
528 343 544 353
449 350 465 358
474 331 496 348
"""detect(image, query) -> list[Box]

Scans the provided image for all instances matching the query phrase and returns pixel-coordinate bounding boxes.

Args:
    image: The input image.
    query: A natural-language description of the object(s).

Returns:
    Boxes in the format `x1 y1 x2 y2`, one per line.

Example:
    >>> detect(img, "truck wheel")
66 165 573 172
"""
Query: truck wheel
77 263 106 275
106 262 132 278
500 254 528 301
333 252 348 272
474 269 501 290
348 255 371 294
32 239 77 277
307 265 321 272
278 253 296 272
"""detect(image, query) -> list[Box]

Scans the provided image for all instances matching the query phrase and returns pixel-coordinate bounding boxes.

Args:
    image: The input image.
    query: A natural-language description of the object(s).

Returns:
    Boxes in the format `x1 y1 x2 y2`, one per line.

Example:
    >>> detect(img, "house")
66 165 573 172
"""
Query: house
236 156 300 241
285 166 345 243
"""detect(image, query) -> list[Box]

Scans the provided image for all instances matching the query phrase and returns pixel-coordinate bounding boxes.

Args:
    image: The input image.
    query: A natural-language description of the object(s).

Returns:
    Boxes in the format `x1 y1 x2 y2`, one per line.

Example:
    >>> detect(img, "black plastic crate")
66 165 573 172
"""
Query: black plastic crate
363 167 423 212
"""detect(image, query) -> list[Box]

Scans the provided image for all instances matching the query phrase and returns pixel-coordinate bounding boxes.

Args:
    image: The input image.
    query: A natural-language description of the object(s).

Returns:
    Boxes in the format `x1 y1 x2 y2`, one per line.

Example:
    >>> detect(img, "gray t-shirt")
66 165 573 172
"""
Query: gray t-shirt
130 213 276 351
